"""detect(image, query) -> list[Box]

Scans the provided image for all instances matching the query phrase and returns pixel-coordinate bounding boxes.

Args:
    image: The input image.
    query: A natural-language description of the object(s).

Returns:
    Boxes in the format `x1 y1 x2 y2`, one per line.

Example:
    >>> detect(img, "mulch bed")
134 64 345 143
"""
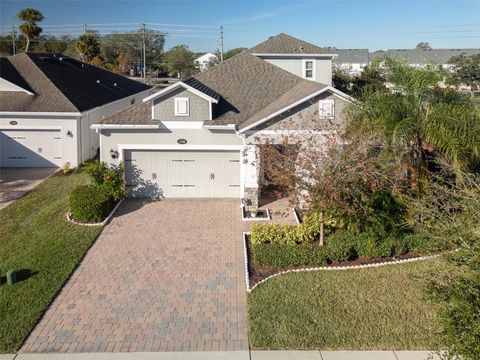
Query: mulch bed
245 236 424 287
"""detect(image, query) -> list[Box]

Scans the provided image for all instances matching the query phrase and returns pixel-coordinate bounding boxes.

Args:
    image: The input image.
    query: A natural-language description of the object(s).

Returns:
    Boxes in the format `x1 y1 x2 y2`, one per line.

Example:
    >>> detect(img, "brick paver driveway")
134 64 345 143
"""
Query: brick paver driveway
22 199 248 353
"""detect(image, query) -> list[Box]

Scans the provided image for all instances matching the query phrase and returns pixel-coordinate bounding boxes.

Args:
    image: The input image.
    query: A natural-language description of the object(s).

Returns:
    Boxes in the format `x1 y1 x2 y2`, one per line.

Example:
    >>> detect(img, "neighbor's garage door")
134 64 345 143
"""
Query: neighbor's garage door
124 150 240 198
0 129 62 167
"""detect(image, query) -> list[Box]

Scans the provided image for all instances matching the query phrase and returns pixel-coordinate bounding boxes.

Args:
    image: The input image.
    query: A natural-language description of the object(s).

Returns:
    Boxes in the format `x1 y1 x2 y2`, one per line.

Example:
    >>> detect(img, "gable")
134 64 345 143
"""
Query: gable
152 87 210 122
244 91 349 137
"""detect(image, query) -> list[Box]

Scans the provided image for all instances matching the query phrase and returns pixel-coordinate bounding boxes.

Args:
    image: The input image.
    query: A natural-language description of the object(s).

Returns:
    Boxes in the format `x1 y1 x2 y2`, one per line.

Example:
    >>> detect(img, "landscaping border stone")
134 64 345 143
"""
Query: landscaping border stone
66 199 124 227
243 231 456 293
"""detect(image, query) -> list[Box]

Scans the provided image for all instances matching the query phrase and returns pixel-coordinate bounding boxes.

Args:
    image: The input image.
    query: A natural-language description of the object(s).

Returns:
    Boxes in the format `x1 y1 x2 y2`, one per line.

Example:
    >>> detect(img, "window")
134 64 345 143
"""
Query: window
174 97 189 116
303 60 315 79
319 99 335 119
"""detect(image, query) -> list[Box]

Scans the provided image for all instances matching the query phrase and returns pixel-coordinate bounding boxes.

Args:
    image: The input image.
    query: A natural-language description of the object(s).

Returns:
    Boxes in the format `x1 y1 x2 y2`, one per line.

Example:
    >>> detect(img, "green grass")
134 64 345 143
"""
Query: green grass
248 259 446 350
0 171 103 353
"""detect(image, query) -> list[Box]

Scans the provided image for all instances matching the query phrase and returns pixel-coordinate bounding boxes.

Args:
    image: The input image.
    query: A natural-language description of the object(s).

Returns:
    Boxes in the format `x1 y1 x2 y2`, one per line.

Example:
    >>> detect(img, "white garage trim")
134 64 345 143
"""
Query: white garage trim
0 111 81 117
118 144 244 161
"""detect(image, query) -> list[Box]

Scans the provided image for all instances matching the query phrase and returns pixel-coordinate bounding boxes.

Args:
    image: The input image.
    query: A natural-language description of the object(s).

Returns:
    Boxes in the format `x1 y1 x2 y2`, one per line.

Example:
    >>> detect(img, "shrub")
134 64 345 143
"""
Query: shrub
250 212 323 245
251 243 329 267
250 223 299 245
70 185 115 222
84 160 126 201
325 230 357 262
355 233 397 258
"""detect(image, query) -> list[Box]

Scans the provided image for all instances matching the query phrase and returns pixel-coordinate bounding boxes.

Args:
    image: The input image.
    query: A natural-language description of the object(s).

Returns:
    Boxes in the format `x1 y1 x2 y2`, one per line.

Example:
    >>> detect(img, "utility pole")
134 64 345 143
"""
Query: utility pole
220 25 224 62
142 23 146 83
83 24 87 34
11 26 16 55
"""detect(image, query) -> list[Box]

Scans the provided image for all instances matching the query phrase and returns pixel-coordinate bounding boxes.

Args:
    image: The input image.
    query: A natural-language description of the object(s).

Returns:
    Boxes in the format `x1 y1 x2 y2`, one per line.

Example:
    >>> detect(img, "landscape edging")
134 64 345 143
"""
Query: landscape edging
243 231 455 293
66 199 124 227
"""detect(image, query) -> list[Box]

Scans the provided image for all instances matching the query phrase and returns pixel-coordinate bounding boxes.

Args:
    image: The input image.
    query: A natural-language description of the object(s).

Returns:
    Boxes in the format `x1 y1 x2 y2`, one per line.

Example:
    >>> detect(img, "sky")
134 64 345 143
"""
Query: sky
1 0 479 52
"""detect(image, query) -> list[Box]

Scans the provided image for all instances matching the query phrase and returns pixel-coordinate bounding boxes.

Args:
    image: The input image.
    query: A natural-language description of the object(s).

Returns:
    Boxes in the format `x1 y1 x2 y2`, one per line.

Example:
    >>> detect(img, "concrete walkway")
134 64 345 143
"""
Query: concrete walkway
2 350 443 360
0 167 57 210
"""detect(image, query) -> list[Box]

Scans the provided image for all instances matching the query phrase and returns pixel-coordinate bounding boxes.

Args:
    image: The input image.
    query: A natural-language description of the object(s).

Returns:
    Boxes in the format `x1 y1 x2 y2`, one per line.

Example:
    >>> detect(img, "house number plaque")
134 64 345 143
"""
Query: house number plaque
177 139 187 144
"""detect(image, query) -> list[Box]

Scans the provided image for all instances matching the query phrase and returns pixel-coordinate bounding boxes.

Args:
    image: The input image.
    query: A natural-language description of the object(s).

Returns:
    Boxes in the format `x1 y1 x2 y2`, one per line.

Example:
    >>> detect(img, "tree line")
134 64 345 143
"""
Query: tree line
0 8 245 78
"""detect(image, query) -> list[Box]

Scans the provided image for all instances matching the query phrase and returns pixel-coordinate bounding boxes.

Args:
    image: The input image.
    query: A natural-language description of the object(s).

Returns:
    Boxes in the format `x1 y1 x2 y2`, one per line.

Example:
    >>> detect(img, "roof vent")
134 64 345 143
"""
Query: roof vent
299 46 304 51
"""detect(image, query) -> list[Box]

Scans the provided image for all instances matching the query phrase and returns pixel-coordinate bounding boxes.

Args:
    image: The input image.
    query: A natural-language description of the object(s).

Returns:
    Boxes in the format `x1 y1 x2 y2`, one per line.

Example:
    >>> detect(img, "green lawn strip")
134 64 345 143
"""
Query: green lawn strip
0 171 103 353
248 259 445 350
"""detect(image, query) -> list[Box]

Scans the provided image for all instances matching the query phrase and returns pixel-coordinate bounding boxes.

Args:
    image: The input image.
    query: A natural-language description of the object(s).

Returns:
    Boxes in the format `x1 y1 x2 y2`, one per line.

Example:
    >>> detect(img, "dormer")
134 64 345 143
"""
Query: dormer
247 33 337 85
142 79 220 128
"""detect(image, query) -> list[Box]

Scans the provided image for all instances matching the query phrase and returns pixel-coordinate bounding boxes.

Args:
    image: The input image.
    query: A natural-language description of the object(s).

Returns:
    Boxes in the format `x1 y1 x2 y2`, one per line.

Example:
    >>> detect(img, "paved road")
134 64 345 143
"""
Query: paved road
21 199 248 353
0 167 57 210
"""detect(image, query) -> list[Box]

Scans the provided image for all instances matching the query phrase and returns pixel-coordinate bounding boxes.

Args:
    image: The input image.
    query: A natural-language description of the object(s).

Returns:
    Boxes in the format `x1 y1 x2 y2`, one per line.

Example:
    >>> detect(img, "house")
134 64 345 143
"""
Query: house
194 52 219 71
92 33 352 207
370 48 480 68
0 53 151 168
332 49 370 75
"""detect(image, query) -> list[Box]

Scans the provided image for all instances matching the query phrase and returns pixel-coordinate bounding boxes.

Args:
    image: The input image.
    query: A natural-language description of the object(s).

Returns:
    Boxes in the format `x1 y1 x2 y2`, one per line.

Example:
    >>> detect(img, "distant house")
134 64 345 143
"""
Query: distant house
332 49 370 75
370 48 480 69
194 52 219 71
0 53 151 168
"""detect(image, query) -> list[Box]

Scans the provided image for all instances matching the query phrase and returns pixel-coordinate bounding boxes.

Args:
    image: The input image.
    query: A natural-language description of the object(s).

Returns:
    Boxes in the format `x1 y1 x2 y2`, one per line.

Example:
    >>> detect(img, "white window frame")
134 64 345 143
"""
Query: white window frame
319 99 335 119
302 59 316 80
174 97 190 117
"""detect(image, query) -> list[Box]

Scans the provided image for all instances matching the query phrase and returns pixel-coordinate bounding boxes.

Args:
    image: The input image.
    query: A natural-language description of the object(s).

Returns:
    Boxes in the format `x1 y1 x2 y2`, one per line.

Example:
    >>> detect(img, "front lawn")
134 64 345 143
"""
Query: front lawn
248 259 445 350
0 171 103 353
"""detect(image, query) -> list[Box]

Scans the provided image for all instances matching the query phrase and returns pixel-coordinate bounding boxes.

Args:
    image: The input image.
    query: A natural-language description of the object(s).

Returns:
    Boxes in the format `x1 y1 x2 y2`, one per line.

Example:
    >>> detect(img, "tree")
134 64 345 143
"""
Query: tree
447 53 480 90
416 42 432 51
16 8 44 52
223 47 247 60
75 33 101 62
332 67 352 94
347 58 480 188
101 29 165 76
350 63 386 94
163 44 195 78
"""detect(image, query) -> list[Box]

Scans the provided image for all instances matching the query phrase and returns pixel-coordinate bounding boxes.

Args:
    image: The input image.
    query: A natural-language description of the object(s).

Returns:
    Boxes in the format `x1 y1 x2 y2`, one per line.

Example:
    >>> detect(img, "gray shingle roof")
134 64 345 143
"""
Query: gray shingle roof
332 49 370 64
101 51 328 128
247 33 331 55
182 77 221 101
0 53 151 113
370 48 480 65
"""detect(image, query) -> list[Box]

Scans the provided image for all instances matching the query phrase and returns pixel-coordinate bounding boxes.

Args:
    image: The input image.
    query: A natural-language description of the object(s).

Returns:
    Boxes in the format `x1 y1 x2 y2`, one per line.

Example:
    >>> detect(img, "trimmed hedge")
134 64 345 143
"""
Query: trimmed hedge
70 185 115 223
250 213 322 245
252 243 329 267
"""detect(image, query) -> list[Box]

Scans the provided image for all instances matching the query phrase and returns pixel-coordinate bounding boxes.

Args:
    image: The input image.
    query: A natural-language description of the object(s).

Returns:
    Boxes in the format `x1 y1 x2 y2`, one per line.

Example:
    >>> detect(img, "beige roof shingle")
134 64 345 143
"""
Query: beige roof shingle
247 33 331 55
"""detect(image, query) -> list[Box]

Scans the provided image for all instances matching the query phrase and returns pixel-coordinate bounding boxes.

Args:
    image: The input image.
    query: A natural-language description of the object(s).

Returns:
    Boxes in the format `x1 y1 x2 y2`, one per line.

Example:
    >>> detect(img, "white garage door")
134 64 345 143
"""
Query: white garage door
124 150 240 198
0 130 62 168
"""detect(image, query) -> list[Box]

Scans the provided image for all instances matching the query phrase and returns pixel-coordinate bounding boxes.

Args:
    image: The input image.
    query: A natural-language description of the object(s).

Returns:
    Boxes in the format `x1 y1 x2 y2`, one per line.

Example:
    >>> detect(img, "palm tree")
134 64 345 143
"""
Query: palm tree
347 58 480 188
17 8 44 52
75 33 101 62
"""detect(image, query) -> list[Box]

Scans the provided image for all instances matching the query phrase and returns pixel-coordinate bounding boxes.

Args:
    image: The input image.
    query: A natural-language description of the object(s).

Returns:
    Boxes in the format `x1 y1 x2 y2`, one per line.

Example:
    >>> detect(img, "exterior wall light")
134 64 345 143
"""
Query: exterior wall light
66 130 73 137
110 149 119 159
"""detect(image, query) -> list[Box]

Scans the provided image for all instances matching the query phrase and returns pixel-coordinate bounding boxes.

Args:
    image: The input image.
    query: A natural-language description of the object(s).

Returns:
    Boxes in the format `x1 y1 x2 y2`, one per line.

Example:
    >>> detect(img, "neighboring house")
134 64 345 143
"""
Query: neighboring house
332 49 370 75
92 33 351 207
0 53 151 168
194 52 219 71
370 48 480 69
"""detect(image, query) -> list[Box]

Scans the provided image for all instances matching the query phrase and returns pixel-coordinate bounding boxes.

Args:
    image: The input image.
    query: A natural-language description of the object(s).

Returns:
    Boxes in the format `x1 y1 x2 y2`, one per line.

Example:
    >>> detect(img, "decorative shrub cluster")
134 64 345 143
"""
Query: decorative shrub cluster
250 214 452 267
70 185 115 222
69 160 126 223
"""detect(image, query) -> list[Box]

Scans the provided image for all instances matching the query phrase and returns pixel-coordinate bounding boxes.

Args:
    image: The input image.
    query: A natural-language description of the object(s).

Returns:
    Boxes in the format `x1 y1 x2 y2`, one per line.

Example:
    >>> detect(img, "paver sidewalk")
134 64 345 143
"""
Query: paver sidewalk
21 199 248 353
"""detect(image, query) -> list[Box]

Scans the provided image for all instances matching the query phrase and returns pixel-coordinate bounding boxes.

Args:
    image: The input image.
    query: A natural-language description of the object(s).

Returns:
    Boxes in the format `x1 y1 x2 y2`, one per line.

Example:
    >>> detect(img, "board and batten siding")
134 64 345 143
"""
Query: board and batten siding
153 88 210 121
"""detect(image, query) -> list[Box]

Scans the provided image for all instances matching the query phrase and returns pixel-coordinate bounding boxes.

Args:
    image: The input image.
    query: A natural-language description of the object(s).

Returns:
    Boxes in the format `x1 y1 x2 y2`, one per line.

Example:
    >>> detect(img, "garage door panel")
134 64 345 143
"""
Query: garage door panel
125 150 240 199
0 130 62 168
